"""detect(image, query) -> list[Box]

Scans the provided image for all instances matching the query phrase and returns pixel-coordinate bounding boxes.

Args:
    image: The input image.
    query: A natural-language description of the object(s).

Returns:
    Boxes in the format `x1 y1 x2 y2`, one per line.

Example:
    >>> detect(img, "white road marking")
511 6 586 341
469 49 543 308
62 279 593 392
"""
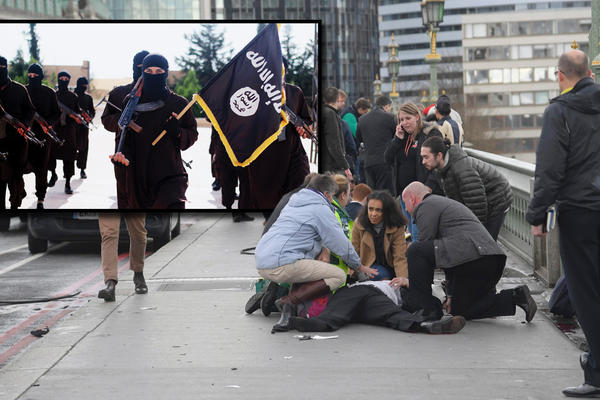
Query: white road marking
0 243 69 276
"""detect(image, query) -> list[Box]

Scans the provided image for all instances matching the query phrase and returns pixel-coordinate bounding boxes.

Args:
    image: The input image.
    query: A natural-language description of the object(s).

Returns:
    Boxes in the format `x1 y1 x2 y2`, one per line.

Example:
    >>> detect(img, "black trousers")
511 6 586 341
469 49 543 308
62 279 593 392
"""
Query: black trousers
291 285 425 332
484 210 508 241
559 208 600 386
404 240 515 321
364 164 394 195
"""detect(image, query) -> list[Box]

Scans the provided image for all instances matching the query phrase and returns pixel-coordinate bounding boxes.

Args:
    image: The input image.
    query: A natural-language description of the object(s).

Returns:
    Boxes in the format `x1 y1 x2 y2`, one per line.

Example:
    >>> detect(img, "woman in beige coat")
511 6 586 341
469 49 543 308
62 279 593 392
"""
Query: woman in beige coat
351 191 409 280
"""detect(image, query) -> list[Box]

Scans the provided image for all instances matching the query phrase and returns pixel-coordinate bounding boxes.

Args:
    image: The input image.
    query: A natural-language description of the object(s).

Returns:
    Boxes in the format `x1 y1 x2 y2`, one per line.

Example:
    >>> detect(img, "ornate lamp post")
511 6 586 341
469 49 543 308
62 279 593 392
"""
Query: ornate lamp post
387 34 400 106
373 74 382 97
421 0 445 102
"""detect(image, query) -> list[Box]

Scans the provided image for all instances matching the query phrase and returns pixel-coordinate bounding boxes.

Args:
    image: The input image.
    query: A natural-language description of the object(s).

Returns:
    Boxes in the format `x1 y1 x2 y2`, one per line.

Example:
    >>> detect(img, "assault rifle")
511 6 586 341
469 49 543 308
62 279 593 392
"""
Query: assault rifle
32 112 65 146
283 104 318 145
80 110 96 129
116 76 143 154
57 101 89 128
95 95 142 133
0 105 45 147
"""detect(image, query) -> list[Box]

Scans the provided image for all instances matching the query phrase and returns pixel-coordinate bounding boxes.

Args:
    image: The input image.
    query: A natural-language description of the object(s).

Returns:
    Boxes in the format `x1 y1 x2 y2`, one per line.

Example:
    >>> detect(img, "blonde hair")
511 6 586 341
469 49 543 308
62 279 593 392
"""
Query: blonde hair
333 174 349 198
398 102 423 133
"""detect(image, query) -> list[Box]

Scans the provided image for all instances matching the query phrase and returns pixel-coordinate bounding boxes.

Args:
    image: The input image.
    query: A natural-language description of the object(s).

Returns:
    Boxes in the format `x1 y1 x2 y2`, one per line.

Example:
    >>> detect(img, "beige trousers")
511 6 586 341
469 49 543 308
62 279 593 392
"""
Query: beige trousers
98 213 147 282
258 259 346 291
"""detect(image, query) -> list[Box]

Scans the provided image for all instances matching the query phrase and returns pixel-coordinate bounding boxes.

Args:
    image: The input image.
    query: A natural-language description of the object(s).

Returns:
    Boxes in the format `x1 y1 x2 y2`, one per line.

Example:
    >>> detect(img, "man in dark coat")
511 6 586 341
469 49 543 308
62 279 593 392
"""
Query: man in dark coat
74 77 94 180
0 55 36 209
526 49 600 398
320 87 350 178
421 136 513 240
244 83 311 209
53 70 81 195
26 63 61 209
111 53 197 209
356 96 396 193
101 50 149 209
400 182 536 323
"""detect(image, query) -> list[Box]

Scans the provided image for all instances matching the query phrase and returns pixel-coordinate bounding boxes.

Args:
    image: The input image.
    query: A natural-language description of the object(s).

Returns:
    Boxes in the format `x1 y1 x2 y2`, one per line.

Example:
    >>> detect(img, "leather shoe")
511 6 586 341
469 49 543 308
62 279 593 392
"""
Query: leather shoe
98 279 117 302
80 169 87 179
271 301 296 333
48 172 57 187
233 212 254 223
133 272 148 294
260 281 279 317
64 182 73 195
420 315 466 334
245 280 270 314
562 384 600 398
211 179 220 191
36 202 44 210
513 285 537 322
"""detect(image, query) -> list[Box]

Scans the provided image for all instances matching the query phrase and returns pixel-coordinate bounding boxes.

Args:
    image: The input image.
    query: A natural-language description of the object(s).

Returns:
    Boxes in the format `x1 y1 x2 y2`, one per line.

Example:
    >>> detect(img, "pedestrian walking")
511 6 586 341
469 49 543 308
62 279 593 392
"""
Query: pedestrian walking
74 77 94 180
526 49 600 398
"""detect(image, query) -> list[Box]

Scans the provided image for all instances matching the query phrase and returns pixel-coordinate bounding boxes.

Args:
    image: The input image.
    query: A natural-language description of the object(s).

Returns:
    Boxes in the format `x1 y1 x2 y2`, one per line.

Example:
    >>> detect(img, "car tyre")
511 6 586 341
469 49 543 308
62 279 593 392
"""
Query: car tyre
28 230 48 253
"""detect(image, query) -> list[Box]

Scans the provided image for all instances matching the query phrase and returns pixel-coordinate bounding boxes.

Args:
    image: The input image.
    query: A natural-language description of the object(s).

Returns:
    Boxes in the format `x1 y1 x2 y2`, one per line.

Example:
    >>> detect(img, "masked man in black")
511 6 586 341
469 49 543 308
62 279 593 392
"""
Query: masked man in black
74 77 94 180
110 53 198 208
25 63 61 209
0 55 36 209
101 50 149 208
52 70 81 195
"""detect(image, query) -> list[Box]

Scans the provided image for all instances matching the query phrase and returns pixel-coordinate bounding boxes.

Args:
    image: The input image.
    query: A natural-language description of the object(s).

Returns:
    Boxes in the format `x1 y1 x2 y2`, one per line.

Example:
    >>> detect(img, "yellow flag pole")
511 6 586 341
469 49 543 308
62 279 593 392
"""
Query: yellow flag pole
152 93 201 146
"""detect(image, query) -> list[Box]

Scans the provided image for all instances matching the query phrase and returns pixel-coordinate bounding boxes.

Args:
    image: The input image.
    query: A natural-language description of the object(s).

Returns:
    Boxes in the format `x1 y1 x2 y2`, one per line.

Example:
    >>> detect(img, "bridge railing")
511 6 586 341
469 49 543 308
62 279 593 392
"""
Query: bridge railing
464 148 561 287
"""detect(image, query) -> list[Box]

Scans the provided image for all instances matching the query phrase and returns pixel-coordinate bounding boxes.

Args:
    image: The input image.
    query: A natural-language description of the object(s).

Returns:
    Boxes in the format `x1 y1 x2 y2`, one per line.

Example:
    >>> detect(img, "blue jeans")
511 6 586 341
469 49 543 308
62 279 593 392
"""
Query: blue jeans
371 264 395 281
399 197 418 243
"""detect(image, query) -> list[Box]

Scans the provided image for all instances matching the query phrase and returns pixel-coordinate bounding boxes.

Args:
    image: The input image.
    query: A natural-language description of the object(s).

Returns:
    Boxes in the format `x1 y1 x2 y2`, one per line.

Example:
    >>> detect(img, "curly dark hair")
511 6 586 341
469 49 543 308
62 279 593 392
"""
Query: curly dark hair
357 190 407 229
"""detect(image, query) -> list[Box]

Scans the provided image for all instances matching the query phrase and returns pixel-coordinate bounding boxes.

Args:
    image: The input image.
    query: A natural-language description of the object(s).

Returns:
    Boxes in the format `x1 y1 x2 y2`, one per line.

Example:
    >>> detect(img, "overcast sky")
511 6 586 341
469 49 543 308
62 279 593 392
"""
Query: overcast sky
0 22 317 79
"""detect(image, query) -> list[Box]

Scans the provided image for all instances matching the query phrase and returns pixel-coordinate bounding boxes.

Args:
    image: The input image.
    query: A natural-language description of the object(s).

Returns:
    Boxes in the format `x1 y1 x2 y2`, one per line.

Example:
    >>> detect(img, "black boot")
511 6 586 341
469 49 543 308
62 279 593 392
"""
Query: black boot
233 212 254 222
513 285 537 322
271 280 330 333
245 280 275 314
260 281 279 316
133 272 148 294
64 178 73 194
271 302 297 333
98 279 117 302
48 171 58 187
36 201 44 210
80 169 87 179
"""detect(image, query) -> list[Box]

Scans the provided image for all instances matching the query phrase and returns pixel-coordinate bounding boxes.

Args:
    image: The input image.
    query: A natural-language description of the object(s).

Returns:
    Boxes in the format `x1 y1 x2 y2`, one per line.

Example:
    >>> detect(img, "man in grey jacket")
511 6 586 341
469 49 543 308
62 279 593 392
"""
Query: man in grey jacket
421 136 512 240
320 88 351 178
400 182 536 323
255 174 378 332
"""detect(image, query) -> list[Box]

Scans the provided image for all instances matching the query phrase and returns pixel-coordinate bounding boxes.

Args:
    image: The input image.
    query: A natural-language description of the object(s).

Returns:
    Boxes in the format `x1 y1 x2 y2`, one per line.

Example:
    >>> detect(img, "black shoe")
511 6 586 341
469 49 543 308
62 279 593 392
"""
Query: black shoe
562 384 600 398
48 172 57 187
98 279 117 302
64 180 73 195
211 179 220 191
271 302 296 333
245 280 271 314
36 202 44 210
233 212 254 223
513 285 537 322
260 281 279 317
133 272 148 294
80 170 87 179
420 315 466 334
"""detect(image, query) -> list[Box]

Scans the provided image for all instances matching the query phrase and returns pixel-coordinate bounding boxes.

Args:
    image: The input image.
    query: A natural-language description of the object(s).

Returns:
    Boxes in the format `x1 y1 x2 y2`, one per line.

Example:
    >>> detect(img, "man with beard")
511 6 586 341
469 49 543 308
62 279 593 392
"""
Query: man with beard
52 70 81 195
74 77 94 180
101 50 148 208
25 63 61 209
0 56 36 209
110 53 198 208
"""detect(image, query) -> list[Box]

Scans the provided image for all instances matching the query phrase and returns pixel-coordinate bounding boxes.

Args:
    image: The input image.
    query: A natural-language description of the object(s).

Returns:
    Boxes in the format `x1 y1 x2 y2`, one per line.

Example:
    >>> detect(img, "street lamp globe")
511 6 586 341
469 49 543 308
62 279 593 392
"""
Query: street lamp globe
421 0 445 28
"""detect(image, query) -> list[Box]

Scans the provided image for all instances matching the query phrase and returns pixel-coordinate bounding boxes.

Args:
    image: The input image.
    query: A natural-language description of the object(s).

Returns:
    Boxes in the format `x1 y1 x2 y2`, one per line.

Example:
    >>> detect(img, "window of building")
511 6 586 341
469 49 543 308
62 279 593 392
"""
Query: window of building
534 67 548 81
510 45 519 60
535 115 544 127
533 20 553 35
521 114 535 127
511 21 532 36
519 45 533 59
490 93 509 106
465 23 473 39
489 69 503 83
519 68 533 82
557 19 579 34
490 115 505 129
488 22 507 37
473 23 487 38
520 92 534 105
511 68 520 83
475 94 488 106
489 46 509 60
503 69 511 83
511 93 520 106
533 44 554 58
549 66 557 82
512 115 521 128
535 91 549 105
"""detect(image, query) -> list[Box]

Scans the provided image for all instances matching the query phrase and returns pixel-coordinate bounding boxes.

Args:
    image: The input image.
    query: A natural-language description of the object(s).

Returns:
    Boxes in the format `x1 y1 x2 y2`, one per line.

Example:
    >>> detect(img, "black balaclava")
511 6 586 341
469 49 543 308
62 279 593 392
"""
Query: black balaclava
57 70 71 92
0 56 8 86
75 77 88 96
141 53 169 102
133 50 150 82
27 63 44 88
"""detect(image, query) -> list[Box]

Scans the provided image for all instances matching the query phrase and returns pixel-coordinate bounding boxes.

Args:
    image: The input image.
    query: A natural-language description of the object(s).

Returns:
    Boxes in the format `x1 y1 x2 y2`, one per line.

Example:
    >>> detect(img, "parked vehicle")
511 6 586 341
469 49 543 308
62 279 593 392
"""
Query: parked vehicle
27 213 180 254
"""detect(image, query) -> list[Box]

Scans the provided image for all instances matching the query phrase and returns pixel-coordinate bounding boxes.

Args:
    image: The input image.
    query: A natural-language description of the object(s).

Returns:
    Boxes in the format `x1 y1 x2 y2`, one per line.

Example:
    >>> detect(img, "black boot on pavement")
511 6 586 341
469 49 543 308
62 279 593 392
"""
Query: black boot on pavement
513 285 537 322
48 171 58 187
80 169 87 179
420 315 466 334
233 212 254 223
36 201 44 210
245 280 274 314
562 384 600 398
260 281 279 316
271 280 330 333
133 272 148 294
211 178 220 191
98 279 117 302
64 178 73 194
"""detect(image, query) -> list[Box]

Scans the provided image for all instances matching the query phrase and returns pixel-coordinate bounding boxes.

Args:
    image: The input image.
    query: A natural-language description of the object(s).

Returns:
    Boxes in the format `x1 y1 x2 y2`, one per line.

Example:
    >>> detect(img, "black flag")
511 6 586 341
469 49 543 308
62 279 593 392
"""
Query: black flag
197 23 288 167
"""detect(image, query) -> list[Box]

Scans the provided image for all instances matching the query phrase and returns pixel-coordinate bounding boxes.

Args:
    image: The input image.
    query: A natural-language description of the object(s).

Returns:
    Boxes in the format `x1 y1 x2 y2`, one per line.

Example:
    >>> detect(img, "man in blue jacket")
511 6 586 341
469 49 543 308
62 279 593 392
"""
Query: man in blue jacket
255 174 378 332
527 49 600 398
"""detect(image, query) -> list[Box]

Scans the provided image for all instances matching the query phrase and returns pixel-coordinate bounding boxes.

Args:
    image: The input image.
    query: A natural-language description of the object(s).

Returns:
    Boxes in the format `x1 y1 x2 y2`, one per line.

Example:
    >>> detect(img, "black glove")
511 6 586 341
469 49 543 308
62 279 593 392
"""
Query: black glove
164 116 181 146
